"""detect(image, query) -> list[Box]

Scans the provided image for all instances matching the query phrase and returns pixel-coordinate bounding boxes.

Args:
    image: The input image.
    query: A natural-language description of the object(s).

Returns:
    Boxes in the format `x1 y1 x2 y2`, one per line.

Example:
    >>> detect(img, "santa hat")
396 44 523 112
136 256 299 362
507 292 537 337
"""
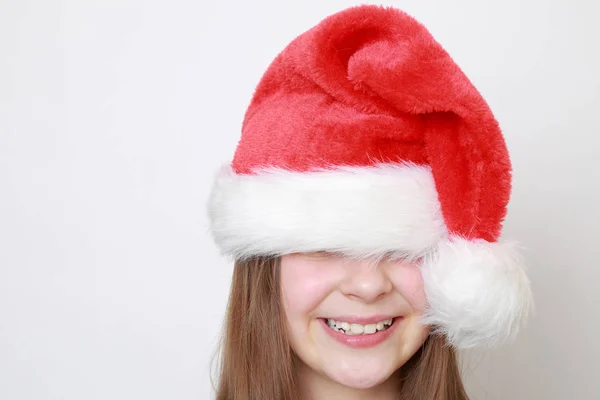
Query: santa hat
207 5 532 349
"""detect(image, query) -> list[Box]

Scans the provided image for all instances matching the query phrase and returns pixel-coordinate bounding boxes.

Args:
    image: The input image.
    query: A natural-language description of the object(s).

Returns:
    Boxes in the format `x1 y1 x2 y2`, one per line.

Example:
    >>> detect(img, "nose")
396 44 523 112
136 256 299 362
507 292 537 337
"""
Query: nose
339 259 393 303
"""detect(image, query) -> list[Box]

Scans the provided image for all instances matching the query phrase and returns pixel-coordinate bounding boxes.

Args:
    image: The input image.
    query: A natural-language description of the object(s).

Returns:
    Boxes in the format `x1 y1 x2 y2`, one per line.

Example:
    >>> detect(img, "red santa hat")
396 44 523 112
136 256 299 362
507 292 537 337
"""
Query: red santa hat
207 5 532 348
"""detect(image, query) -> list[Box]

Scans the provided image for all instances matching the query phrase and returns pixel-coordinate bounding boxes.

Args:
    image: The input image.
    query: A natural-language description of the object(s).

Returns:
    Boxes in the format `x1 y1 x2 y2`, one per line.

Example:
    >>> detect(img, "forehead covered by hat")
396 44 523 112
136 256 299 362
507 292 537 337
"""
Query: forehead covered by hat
207 5 532 349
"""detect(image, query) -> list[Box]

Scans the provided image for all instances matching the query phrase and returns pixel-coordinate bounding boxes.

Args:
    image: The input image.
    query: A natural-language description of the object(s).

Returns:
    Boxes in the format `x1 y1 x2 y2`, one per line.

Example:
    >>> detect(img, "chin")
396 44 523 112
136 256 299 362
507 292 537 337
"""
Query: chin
322 358 399 389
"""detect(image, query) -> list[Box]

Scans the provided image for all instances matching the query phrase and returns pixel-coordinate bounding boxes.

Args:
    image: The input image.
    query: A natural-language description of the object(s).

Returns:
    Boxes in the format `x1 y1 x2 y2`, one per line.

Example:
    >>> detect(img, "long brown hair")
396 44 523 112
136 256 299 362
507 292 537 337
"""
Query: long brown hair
212 256 470 400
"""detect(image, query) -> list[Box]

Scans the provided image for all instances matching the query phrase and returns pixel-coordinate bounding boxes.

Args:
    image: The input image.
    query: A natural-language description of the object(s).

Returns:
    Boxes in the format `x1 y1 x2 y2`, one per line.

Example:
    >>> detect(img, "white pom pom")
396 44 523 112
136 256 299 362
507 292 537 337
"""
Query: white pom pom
421 237 533 349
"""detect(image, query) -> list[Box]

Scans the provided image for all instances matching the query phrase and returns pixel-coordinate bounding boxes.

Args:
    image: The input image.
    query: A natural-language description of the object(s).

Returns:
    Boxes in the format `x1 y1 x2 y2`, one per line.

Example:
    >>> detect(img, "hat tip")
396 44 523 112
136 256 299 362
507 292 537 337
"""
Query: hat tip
421 237 534 348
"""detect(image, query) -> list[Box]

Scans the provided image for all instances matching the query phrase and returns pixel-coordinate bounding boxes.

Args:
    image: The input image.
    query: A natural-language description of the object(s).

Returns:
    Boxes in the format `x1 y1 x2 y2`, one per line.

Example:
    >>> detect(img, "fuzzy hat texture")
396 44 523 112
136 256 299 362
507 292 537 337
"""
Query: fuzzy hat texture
207 5 533 349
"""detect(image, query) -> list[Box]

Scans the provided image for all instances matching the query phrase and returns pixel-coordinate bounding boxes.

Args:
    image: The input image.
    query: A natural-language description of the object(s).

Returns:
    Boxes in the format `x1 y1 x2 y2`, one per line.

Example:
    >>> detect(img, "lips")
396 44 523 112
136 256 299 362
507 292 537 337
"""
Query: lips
319 317 401 348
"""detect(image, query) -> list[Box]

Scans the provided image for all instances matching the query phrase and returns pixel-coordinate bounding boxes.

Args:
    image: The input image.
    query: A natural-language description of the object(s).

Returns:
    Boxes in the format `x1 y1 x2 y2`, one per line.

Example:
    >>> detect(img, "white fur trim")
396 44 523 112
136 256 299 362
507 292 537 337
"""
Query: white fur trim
421 237 534 349
207 162 447 260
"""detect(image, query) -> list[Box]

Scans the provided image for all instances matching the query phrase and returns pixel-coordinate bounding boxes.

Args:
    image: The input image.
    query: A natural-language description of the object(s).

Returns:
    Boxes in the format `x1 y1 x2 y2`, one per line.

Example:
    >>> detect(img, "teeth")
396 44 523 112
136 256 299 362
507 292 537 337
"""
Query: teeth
350 324 363 335
325 318 394 335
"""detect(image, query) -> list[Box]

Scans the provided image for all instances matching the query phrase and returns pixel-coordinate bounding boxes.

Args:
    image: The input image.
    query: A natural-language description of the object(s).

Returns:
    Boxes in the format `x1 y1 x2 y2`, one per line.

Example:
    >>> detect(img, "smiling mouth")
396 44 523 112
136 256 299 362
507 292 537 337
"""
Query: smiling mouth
323 318 396 336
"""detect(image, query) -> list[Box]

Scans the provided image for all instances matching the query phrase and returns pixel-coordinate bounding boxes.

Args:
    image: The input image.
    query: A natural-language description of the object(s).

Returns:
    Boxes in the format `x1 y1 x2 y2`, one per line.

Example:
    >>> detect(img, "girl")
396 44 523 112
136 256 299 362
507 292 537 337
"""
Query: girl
207 5 533 400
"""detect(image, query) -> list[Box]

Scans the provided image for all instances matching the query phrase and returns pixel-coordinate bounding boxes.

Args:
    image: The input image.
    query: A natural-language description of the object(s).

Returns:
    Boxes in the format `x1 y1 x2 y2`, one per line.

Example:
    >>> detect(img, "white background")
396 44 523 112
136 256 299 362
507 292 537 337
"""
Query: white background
1 0 599 399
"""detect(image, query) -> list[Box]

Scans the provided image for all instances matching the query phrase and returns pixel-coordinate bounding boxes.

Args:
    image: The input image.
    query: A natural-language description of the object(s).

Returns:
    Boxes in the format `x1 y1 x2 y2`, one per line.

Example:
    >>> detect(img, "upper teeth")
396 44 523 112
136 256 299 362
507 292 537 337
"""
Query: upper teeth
326 318 393 335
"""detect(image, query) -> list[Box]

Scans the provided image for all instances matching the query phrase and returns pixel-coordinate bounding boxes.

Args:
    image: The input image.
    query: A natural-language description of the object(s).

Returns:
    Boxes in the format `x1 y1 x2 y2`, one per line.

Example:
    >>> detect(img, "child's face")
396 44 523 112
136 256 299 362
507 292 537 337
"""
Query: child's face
280 252 430 390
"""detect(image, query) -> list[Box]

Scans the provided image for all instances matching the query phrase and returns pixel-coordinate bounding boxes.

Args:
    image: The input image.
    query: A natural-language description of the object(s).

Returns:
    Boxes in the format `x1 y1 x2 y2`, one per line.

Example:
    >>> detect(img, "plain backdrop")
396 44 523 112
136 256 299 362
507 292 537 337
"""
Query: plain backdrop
1 0 599 399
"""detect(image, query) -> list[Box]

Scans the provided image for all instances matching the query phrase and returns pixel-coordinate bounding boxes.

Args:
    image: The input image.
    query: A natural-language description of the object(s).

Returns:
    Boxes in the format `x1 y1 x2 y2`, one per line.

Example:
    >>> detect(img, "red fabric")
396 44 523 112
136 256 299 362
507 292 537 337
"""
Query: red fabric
231 5 511 242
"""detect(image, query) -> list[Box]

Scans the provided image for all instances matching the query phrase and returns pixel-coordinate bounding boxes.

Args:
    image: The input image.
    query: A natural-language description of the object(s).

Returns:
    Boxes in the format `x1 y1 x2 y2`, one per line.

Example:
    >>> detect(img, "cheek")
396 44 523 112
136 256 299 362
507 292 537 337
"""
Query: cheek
389 263 427 312
280 256 338 319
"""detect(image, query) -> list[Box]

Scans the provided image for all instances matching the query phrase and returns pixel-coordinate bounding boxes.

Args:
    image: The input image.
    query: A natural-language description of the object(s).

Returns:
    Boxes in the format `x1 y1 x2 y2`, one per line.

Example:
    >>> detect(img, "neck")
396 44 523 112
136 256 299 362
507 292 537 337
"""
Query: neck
296 361 399 400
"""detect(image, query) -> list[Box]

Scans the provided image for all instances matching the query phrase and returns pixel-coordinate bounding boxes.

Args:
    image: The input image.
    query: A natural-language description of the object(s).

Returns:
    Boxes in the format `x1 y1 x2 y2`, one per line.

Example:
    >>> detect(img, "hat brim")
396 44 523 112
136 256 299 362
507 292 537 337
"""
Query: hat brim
207 162 446 260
